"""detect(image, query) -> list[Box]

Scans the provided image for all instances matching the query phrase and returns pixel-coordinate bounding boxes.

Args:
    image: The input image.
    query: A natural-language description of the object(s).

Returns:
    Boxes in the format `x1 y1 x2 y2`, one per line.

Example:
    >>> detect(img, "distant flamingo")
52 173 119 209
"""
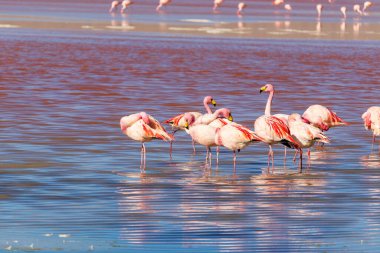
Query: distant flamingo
353 4 363 15
164 96 216 154
237 2 247 16
120 112 173 172
185 108 233 168
156 0 172 11
109 0 121 12
273 0 284 6
316 4 323 19
302 104 347 132
340 6 347 19
363 1 373 12
361 106 380 150
121 0 134 13
215 122 263 172
284 4 292 11
213 0 224 12
254 84 300 172
288 113 330 171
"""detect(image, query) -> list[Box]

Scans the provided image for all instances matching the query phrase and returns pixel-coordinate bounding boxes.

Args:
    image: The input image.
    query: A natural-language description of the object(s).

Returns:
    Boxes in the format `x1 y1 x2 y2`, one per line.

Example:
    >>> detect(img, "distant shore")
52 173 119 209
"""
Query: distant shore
1 14 380 40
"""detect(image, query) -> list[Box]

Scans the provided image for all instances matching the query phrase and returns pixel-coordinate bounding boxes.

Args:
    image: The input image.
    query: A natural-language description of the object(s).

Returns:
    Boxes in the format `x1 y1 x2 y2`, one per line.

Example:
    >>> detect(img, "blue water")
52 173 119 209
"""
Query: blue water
1 1 380 252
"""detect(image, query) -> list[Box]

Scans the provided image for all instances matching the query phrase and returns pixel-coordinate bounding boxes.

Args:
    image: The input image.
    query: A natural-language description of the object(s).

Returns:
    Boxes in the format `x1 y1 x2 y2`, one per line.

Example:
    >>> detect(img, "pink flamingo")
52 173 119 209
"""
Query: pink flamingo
340 6 347 19
363 1 373 12
284 4 292 11
361 106 380 150
184 108 233 168
353 4 363 15
288 113 330 171
316 4 323 19
120 112 173 172
273 0 284 6
164 96 216 154
215 122 263 172
254 84 300 172
237 2 247 16
213 0 224 12
121 0 134 13
109 0 121 13
302 104 347 132
156 0 172 11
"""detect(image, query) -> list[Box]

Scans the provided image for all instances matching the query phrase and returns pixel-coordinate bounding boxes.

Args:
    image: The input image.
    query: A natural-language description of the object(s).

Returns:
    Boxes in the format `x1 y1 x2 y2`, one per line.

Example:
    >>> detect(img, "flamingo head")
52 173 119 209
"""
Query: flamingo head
139 112 150 124
215 108 233 122
259 83 274 94
183 113 196 129
204 96 217 107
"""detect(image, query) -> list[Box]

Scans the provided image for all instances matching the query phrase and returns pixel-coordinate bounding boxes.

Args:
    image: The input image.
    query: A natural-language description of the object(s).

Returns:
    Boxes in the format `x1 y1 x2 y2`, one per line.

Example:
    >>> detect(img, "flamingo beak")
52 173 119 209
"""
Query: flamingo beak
228 114 233 121
260 86 266 93
184 121 189 130
211 99 216 107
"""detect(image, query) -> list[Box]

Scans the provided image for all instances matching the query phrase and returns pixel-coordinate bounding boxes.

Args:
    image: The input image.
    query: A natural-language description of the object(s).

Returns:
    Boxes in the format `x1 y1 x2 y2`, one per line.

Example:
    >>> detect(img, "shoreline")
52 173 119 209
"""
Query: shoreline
1 16 380 41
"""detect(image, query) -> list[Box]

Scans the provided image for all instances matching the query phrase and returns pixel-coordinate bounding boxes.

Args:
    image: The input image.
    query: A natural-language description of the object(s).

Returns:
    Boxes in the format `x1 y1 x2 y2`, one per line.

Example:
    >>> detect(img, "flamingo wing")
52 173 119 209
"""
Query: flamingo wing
266 116 300 149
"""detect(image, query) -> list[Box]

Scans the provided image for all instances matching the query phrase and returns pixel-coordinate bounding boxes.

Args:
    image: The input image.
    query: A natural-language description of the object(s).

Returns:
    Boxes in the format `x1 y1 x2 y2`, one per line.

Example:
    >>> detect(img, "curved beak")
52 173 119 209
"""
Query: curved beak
211 99 217 107
259 86 266 93
228 114 233 122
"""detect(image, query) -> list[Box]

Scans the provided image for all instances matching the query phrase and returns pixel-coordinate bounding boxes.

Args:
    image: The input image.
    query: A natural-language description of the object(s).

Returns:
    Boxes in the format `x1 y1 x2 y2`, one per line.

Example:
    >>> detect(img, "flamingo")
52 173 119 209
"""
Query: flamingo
353 4 363 15
215 122 263 172
316 4 323 19
284 4 292 11
120 112 173 172
361 106 380 150
184 108 233 168
109 0 121 12
254 84 300 172
273 0 284 6
156 0 172 11
164 96 216 155
288 113 331 171
237 2 247 16
121 0 134 13
213 0 224 12
340 6 347 19
363 1 373 12
302 104 347 132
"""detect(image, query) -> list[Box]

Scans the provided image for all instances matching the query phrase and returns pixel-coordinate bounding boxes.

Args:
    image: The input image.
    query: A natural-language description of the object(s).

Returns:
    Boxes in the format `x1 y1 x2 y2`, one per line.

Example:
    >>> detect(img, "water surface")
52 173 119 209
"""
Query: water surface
1 1 380 252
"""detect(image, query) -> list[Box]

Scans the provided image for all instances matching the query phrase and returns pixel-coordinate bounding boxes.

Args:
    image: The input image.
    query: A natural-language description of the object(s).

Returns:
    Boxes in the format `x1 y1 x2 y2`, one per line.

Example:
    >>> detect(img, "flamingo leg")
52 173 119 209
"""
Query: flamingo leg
233 150 237 174
307 148 311 167
293 150 298 163
143 143 146 170
208 147 212 168
216 146 220 166
140 144 145 173
298 149 303 173
268 145 274 173
192 139 196 154
284 146 287 164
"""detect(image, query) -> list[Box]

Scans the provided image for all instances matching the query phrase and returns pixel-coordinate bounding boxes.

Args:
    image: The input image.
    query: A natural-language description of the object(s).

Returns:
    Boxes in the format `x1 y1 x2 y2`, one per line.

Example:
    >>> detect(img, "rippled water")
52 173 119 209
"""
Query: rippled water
1 1 380 252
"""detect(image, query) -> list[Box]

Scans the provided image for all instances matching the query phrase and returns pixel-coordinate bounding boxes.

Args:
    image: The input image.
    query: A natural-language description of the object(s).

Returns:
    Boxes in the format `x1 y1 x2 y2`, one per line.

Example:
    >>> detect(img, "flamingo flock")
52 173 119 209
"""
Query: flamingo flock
120 83 378 174
109 0 374 18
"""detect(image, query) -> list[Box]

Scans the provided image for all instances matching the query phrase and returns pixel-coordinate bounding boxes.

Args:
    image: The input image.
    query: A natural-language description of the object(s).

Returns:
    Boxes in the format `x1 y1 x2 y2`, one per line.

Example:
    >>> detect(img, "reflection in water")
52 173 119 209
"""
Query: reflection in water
340 21 346 34
353 21 361 36
316 21 321 35
360 154 380 169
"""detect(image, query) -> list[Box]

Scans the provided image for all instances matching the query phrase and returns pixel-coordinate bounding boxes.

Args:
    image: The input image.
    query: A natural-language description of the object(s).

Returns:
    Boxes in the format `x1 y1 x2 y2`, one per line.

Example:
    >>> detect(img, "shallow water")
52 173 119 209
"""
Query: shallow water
1 1 380 252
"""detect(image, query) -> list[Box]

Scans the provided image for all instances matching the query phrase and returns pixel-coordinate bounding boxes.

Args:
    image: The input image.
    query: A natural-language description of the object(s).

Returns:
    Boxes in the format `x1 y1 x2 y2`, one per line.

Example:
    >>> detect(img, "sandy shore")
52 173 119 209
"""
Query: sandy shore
1 14 380 40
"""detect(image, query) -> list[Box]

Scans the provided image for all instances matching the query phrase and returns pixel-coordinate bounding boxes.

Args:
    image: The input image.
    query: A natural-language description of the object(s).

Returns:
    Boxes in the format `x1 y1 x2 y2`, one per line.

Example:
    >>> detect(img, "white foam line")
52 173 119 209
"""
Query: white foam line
0 24 20 28
180 19 213 23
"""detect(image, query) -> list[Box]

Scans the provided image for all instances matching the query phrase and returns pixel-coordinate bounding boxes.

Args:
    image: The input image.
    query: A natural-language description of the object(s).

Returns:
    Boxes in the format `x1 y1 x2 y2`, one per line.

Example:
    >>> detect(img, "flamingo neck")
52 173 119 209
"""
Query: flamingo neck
204 100 212 114
265 91 273 116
